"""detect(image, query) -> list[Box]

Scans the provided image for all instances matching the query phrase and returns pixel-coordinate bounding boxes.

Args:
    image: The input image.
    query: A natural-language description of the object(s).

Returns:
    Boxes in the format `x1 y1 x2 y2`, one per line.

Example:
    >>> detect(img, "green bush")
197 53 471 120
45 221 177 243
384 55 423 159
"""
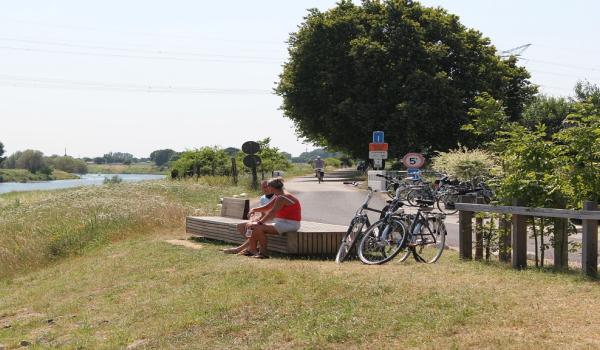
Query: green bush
324 158 341 167
171 147 230 178
46 156 88 174
431 147 497 183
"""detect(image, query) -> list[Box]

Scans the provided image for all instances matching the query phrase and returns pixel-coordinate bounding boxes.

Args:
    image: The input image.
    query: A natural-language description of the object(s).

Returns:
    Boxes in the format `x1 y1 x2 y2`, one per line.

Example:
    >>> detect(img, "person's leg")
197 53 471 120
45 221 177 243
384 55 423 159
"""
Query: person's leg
247 232 259 254
251 224 278 257
223 222 250 254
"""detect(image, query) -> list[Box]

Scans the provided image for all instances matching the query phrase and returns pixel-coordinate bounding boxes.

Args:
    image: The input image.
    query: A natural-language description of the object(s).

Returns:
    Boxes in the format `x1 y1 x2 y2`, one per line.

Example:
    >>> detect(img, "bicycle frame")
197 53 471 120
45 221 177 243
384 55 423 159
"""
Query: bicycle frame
403 206 446 261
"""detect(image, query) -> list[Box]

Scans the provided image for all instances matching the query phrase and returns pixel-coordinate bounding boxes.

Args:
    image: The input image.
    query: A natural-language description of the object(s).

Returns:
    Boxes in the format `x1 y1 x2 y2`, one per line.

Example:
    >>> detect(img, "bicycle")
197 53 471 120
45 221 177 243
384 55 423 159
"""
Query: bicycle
335 188 383 263
398 199 447 263
357 187 408 265
315 168 324 184
405 178 458 214
382 174 424 200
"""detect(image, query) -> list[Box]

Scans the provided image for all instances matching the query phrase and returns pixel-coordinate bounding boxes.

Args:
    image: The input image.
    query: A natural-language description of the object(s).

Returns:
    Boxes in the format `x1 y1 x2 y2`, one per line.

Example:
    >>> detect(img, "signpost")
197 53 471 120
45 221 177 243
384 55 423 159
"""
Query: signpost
242 141 261 189
402 152 425 169
402 152 425 181
407 167 421 180
369 131 388 170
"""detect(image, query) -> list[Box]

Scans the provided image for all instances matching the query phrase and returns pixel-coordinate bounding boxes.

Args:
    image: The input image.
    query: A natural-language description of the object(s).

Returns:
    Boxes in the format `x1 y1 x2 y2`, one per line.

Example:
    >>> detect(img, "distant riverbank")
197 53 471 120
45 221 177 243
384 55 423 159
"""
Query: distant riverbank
0 173 165 194
0 169 79 183
87 163 166 175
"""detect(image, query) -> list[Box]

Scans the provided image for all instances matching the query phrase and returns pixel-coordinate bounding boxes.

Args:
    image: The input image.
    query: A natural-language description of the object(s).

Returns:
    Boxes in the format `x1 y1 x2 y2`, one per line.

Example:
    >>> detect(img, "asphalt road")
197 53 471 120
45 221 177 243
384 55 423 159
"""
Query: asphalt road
285 169 591 264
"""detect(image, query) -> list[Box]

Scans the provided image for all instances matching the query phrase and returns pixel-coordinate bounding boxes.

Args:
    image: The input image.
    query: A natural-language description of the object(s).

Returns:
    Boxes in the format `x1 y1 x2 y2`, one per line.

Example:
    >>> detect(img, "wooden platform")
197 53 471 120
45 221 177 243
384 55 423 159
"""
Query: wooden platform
186 216 348 257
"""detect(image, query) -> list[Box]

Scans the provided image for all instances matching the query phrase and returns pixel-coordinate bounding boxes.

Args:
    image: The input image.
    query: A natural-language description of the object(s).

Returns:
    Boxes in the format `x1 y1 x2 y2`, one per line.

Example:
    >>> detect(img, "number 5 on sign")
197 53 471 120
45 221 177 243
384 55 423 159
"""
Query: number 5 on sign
402 153 425 169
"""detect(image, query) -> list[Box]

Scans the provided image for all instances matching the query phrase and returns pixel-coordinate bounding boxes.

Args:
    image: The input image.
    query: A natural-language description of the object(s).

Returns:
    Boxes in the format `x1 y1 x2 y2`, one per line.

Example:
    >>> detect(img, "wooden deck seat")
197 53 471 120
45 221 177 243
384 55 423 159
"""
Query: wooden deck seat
186 197 348 257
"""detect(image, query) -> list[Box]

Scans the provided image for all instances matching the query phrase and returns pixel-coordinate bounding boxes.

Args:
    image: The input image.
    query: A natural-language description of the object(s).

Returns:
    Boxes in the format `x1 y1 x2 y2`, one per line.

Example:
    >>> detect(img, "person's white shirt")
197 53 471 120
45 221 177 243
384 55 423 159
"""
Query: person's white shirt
259 194 274 206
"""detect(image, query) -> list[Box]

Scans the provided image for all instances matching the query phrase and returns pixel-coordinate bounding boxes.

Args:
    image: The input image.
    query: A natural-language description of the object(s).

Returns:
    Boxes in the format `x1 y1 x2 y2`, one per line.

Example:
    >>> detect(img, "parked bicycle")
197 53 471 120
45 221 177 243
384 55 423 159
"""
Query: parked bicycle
406 176 494 215
358 196 447 265
405 176 460 214
398 199 447 263
357 185 409 265
335 187 383 263
383 174 425 200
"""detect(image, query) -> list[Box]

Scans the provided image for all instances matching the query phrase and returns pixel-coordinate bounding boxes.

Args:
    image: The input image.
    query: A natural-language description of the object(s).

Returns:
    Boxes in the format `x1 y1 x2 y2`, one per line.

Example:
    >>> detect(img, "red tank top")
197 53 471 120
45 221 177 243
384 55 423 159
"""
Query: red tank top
275 194 302 221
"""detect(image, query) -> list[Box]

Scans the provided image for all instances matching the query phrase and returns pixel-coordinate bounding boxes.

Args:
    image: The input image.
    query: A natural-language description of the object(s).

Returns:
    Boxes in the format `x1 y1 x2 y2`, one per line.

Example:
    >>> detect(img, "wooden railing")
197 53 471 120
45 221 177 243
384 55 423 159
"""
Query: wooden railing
455 197 600 277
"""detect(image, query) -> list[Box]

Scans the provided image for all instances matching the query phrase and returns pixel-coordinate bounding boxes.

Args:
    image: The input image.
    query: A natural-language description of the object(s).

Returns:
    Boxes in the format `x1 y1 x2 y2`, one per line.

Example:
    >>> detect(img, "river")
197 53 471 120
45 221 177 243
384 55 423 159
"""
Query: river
0 174 166 194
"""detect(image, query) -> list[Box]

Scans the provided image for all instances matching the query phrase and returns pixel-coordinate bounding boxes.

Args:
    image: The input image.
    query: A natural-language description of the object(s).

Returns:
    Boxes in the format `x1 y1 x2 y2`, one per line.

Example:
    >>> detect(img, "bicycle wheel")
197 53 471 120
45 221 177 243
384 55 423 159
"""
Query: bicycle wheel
436 191 459 215
335 217 367 263
386 182 398 198
398 215 414 262
358 219 407 265
406 189 427 206
412 217 446 263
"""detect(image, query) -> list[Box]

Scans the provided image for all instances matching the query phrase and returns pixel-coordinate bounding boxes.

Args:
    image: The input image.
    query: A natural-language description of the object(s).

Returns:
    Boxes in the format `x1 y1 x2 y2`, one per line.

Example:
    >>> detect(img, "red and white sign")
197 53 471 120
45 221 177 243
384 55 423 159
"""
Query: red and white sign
369 151 388 159
369 143 388 151
402 153 425 169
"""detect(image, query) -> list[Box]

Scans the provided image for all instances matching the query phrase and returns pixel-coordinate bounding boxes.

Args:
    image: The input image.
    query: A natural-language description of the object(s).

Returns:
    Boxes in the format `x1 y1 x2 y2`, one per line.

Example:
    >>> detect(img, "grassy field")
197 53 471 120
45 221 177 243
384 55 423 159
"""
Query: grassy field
87 163 166 175
0 178 253 277
2 237 600 349
0 169 79 183
2 177 600 349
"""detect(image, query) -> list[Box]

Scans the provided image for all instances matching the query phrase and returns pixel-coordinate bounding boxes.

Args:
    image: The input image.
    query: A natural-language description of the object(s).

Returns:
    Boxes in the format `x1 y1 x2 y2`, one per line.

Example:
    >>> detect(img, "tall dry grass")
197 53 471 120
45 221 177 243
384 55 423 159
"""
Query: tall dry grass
0 178 252 277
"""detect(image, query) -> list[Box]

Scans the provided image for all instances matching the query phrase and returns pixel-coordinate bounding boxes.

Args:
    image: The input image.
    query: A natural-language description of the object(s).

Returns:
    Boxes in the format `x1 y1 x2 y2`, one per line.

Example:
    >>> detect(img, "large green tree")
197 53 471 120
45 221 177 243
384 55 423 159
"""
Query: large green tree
276 0 536 158
150 149 176 167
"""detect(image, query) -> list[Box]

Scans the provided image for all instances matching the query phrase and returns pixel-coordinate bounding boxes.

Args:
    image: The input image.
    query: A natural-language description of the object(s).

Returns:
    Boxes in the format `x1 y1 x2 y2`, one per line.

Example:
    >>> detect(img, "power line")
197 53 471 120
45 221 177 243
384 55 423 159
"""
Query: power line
0 36 285 61
0 17 283 46
522 57 600 73
528 69 599 79
0 45 283 64
0 74 273 95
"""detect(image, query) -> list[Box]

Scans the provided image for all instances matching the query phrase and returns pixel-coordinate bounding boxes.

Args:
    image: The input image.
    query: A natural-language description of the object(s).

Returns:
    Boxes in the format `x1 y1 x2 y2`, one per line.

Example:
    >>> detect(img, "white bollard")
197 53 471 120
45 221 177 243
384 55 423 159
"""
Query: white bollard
367 170 387 191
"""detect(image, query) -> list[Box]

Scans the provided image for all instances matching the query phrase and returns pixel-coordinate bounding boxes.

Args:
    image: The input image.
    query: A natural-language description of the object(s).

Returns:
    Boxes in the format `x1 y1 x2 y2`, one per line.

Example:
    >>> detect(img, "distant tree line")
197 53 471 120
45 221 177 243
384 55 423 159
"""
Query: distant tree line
170 138 291 179
0 148 88 174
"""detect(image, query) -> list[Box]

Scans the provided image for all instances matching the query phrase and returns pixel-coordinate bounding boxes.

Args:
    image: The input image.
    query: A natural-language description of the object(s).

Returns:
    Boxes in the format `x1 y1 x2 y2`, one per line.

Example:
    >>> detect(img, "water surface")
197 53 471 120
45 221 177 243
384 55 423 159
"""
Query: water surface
0 174 165 194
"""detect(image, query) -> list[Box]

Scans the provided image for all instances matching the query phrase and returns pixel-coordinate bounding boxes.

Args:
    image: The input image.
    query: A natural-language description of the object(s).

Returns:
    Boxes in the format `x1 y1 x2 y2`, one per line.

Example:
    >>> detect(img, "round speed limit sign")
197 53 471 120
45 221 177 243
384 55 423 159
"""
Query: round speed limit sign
402 153 425 169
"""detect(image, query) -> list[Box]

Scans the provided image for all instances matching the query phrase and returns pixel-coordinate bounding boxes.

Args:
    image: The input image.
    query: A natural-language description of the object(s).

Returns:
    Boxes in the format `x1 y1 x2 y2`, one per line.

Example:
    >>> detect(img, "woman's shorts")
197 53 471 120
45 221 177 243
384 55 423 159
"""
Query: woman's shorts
270 218 301 234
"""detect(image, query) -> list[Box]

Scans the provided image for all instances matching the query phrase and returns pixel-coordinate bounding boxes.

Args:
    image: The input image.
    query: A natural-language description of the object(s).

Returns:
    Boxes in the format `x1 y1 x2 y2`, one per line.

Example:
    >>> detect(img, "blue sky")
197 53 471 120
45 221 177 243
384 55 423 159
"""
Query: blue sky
1 1 599 158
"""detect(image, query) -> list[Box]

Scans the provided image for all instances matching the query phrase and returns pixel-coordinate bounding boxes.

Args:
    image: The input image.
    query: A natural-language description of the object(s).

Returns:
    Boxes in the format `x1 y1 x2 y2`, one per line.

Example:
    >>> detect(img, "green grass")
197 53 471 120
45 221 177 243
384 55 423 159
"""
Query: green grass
87 163 166 175
3 176 600 348
2 237 600 349
0 169 79 183
0 179 255 278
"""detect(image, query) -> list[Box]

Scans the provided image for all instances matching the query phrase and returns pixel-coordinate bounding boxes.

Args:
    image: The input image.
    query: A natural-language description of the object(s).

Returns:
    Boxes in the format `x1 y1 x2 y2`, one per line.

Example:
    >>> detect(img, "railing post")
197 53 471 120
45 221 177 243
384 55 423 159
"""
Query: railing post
582 201 598 277
512 199 527 269
498 215 511 263
475 197 485 260
459 196 474 260
553 217 569 270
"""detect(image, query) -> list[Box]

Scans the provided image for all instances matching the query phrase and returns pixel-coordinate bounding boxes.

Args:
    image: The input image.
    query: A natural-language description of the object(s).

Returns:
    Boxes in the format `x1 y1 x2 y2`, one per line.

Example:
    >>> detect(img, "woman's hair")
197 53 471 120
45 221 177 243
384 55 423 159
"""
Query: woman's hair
267 177 284 190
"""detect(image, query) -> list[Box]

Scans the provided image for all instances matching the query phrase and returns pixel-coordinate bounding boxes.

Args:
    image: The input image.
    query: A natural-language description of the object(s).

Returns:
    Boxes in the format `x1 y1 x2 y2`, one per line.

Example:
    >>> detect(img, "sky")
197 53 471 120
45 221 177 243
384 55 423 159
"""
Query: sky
1 0 599 158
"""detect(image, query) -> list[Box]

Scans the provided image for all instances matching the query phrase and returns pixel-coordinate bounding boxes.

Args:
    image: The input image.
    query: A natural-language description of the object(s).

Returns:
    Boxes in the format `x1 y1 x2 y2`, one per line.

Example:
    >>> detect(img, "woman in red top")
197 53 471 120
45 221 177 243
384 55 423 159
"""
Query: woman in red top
245 177 301 258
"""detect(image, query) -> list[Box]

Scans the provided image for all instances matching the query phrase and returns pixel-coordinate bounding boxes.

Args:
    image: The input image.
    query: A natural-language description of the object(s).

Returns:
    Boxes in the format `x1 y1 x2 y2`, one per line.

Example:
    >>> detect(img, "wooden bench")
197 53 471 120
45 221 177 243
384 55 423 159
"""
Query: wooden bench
186 197 348 257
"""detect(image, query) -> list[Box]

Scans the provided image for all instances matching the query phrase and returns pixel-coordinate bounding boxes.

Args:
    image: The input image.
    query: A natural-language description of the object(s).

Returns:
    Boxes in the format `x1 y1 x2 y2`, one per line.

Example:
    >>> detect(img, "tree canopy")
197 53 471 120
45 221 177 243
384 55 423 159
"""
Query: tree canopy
150 149 176 167
276 0 536 158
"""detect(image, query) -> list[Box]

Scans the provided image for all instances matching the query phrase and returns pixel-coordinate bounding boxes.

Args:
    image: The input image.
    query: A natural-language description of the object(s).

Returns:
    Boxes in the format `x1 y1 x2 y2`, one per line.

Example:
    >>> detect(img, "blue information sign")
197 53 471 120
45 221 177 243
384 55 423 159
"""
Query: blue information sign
407 168 421 180
372 131 384 143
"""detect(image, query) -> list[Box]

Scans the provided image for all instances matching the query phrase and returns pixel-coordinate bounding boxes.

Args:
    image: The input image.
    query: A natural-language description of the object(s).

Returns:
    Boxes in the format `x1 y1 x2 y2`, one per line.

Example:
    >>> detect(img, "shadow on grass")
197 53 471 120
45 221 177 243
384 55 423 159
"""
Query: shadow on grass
188 236 342 261
461 258 600 282
189 236 600 281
